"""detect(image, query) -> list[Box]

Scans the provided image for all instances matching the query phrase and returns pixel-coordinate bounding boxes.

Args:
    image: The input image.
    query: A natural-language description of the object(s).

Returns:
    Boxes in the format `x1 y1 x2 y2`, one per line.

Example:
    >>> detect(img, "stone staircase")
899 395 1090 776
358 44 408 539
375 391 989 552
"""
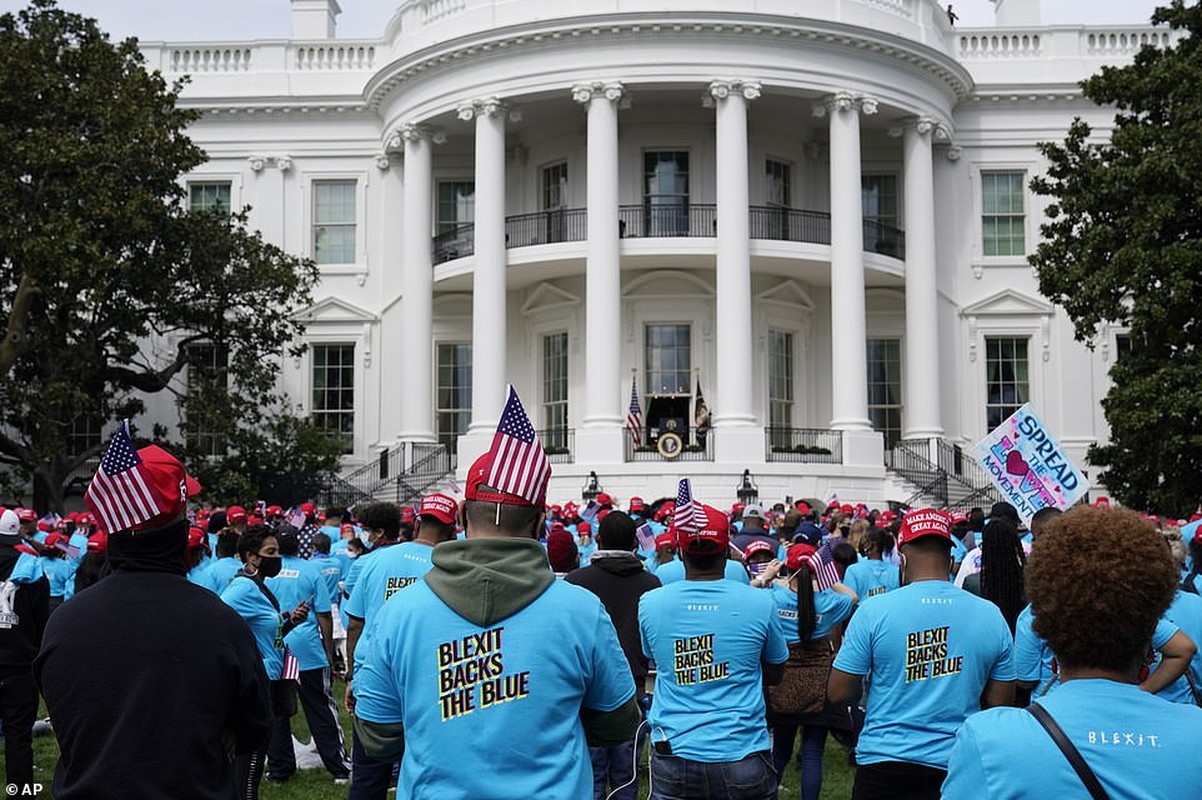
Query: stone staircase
884 438 1002 511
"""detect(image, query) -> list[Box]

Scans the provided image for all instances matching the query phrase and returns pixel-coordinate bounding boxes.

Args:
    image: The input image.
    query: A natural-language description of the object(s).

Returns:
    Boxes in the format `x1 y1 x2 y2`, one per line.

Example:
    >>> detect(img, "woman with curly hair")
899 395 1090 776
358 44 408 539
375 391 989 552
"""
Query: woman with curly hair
944 507 1202 799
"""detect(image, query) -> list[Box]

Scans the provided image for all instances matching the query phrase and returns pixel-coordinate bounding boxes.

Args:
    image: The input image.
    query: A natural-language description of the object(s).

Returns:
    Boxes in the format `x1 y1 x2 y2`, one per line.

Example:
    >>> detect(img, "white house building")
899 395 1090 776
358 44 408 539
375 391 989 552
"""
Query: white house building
137 0 1171 506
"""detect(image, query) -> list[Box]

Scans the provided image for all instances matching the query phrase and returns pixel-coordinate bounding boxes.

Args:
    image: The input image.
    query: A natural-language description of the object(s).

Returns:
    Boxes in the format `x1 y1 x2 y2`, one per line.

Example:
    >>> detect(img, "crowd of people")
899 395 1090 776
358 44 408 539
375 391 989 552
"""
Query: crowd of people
1 407 1201 799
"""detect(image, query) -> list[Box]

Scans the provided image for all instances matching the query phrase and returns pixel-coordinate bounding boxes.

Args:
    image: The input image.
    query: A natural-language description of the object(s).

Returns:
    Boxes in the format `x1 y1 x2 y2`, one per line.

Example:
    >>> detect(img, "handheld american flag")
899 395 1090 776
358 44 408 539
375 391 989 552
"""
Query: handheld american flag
635 523 656 551
85 421 168 535
674 478 707 534
485 386 552 507
281 647 300 681
626 377 643 448
807 541 842 592
580 500 601 523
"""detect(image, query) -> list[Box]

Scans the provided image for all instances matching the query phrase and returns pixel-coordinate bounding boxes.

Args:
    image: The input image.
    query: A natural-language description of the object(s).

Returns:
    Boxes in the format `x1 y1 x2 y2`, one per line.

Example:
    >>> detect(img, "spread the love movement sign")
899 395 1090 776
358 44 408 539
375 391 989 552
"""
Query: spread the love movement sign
973 403 1090 524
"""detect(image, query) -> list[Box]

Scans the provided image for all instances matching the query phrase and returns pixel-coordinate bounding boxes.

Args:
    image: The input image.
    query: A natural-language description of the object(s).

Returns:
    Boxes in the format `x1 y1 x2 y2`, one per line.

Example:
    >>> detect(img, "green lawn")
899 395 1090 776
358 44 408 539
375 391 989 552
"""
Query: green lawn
8 679 857 799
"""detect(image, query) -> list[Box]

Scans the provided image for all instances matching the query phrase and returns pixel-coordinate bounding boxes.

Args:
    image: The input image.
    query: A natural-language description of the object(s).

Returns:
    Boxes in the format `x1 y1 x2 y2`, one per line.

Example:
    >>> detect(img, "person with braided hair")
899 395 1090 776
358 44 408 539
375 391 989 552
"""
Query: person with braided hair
965 519 1027 634
754 544 856 800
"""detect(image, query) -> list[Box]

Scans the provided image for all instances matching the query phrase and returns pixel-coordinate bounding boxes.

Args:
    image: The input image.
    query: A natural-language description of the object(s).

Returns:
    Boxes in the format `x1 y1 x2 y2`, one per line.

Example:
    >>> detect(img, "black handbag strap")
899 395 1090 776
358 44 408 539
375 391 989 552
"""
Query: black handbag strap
1026 703 1110 800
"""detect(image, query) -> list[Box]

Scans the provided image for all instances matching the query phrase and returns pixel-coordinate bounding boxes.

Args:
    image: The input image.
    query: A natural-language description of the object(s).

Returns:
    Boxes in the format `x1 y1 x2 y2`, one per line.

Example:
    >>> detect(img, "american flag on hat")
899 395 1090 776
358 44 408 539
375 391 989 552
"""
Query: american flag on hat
674 478 707 534
486 386 552 506
626 377 643 448
807 541 842 592
85 421 166 535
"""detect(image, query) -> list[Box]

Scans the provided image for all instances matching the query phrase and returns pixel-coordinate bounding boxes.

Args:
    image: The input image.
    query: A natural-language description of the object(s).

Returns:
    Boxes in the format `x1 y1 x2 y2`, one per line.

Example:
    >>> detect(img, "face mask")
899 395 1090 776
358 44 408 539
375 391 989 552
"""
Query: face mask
257 555 282 579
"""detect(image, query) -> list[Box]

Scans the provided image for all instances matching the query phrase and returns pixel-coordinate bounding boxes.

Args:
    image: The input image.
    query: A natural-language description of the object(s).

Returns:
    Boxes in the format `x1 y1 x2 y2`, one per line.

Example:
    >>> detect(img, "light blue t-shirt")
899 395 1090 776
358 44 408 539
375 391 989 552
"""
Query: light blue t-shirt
221 574 285 679
194 557 242 596
833 580 1017 768
265 555 332 671
654 558 749 586
310 552 343 607
343 541 437 670
1154 590 1202 705
41 557 77 600
770 585 855 644
639 580 789 762
354 579 635 800
842 559 900 601
1016 603 1179 698
943 679 1202 799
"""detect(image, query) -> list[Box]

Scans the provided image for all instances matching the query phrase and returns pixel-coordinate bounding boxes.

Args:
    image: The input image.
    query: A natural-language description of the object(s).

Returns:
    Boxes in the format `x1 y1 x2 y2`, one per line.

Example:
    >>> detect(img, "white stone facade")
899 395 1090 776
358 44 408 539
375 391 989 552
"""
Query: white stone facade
138 0 1174 504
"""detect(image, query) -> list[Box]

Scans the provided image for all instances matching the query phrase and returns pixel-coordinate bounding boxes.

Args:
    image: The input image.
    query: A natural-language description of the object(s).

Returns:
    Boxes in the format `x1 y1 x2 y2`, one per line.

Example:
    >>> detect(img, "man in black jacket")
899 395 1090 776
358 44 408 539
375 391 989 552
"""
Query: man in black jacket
0 508 50 793
34 439 270 800
566 510 661 800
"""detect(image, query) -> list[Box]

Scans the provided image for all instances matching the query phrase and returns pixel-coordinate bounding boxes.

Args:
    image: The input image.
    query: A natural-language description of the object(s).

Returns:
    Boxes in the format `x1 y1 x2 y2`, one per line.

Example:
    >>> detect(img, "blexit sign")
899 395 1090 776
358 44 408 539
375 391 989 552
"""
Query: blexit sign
973 404 1090 524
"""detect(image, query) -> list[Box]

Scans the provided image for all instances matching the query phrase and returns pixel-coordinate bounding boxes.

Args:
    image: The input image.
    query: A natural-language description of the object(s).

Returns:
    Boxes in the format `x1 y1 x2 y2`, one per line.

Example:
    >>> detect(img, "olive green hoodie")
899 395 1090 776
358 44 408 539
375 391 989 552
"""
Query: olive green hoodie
355 537 640 761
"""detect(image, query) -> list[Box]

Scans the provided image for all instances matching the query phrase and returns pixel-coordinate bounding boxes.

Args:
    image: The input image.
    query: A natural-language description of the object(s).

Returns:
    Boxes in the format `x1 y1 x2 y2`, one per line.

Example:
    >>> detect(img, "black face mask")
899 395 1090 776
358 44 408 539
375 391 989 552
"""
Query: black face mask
257 555 282 579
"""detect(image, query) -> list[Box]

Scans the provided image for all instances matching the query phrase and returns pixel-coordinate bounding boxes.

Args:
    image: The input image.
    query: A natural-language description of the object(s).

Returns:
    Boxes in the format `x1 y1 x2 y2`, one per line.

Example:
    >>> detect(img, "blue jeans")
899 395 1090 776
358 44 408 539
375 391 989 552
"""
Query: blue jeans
347 731 398 800
649 750 778 800
590 739 638 800
770 724 827 800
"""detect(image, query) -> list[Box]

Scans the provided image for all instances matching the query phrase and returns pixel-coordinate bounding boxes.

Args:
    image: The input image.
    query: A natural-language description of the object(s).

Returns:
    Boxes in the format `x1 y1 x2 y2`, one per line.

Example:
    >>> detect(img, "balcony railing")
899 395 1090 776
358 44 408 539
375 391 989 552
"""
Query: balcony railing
506 209 587 248
618 204 716 238
765 428 843 464
432 207 908 264
535 428 574 463
625 433 714 462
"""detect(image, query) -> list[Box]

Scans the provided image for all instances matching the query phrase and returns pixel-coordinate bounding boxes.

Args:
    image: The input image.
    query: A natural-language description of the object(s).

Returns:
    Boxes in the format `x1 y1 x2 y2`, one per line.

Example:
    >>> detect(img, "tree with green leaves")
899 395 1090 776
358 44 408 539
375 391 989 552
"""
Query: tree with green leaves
1031 1 1202 515
0 0 338 511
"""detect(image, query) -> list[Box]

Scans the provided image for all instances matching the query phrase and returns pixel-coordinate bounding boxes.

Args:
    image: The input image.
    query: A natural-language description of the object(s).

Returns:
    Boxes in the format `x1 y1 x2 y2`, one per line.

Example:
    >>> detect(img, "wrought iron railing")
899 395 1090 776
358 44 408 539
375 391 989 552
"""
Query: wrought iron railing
618 204 717 238
391 442 451 505
433 223 475 264
863 219 907 260
505 209 587 248
624 432 714 462
432 206 908 264
535 428 574 463
934 439 1002 509
884 438 1001 510
338 442 408 499
885 438 949 508
764 428 843 464
749 206 832 245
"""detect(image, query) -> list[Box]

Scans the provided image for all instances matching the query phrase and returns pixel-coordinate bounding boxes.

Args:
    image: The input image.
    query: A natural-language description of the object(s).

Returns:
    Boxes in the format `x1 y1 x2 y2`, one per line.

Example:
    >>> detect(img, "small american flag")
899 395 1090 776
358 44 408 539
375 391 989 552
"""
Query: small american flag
807 541 842 591
674 478 706 534
635 523 656 551
626 377 643 448
85 421 164 534
580 500 601 523
286 507 307 529
486 386 552 506
281 647 300 681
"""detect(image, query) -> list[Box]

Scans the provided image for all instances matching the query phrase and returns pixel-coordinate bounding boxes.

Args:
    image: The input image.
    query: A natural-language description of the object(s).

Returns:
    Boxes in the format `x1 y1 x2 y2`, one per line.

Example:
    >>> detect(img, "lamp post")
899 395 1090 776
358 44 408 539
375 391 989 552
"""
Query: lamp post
582 470 602 502
736 469 759 505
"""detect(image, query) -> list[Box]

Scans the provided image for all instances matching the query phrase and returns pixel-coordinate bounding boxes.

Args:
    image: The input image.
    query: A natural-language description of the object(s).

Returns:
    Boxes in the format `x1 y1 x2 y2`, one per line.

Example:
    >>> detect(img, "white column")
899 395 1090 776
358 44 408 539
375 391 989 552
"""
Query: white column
710 80 760 431
824 92 873 432
463 98 508 435
398 125 435 443
575 82 624 431
375 149 404 445
902 118 943 440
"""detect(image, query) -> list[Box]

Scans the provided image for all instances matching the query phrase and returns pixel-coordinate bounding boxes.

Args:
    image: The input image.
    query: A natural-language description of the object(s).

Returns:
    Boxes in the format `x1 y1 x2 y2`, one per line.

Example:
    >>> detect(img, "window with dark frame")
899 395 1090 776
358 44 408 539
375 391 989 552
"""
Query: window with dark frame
985 337 1030 429
311 343 355 454
313 180 357 265
437 343 472 456
867 338 903 443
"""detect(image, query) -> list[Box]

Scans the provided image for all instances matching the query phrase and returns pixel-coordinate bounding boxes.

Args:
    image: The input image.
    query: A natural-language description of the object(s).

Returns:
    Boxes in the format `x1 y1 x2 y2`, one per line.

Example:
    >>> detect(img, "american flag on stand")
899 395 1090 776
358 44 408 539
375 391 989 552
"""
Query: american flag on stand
807 541 842 591
281 648 300 681
626 377 643 448
674 478 707 534
486 386 552 506
84 421 165 534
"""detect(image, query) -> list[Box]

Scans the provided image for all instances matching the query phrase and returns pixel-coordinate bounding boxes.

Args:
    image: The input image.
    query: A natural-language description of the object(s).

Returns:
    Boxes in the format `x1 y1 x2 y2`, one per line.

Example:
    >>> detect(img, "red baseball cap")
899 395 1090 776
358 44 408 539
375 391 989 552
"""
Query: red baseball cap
85 443 201 534
401 507 417 524
654 532 675 550
629 497 645 512
266 505 283 518
742 539 776 562
187 525 207 550
87 532 108 553
419 492 458 526
654 502 675 523
786 542 817 571
464 450 548 508
247 515 265 527
15 508 35 523
672 504 729 556
897 509 952 547
596 492 614 508
45 532 65 549
576 520 592 535
796 502 811 515
226 506 247 525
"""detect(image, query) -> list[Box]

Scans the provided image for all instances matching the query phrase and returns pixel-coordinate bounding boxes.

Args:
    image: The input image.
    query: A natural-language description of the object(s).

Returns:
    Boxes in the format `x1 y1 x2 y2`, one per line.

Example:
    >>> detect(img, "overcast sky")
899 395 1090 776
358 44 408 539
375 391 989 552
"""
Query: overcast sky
0 1 1174 42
